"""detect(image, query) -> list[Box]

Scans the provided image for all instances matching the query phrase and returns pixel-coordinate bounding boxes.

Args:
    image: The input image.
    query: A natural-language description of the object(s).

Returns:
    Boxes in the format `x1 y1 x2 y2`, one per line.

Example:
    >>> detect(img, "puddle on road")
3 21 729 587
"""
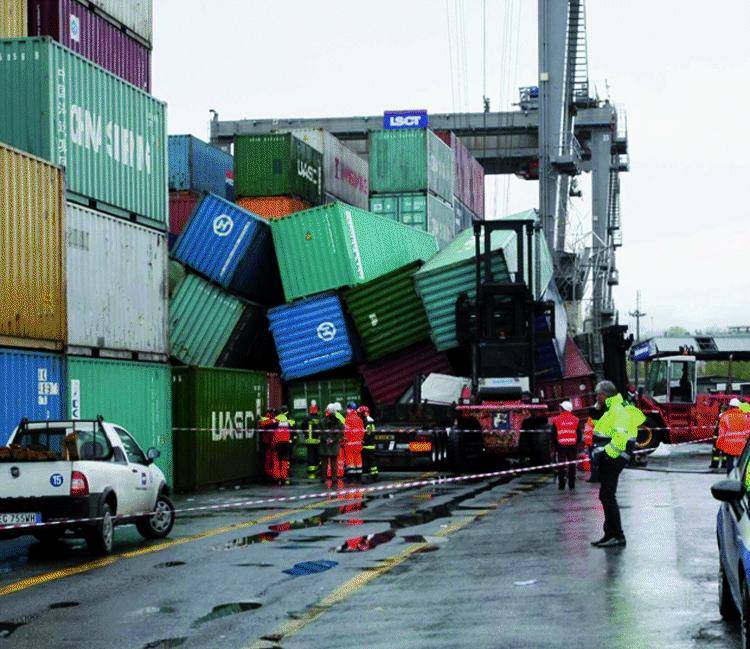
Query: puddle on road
154 561 186 569
288 535 338 543
337 531 396 553
141 638 187 649
221 531 279 550
127 606 177 617
49 601 79 609
236 562 275 568
191 602 262 628
283 560 338 576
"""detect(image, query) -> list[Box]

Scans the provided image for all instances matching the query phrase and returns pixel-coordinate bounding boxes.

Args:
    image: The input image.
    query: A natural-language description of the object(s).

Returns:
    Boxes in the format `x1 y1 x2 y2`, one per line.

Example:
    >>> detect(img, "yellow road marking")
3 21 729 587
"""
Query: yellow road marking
0 473 436 598
247 474 552 647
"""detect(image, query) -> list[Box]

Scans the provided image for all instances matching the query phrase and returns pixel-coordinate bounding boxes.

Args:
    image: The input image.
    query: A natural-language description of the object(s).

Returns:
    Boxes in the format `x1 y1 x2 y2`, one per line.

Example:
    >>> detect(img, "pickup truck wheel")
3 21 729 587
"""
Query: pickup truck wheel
85 503 114 556
720 558 740 622
136 494 175 540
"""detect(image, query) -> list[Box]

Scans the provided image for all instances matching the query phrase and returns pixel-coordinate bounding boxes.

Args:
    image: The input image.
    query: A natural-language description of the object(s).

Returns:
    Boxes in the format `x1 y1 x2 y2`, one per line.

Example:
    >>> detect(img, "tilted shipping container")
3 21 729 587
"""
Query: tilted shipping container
0 348 64 445
435 130 485 217
169 273 274 369
453 196 478 233
291 129 369 209
172 194 282 305
267 294 354 380
0 0 27 36
236 196 309 221
271 202 438 302
0 38 168 230
66 357 173 485
369 192 455 249
28 0 151 90
66 202 168 356
0 142 66 350
168 134 233 197
172 366 268 491
169 190 200 238
359 341 452 406
234 133 323 205
86 0 152 46
369 129 454 203
342 262 431 362
287 378 363 422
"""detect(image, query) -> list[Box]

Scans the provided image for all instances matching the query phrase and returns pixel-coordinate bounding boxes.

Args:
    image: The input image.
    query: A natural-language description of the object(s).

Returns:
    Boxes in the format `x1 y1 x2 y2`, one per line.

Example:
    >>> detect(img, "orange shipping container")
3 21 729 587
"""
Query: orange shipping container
0 142 66 349
236 196 309 221
0 0 27 37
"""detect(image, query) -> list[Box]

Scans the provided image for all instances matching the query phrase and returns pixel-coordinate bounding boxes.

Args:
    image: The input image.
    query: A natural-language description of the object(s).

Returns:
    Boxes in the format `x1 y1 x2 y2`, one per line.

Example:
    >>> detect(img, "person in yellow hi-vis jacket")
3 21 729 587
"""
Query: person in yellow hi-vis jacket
303 401 321 479
358 405 379 481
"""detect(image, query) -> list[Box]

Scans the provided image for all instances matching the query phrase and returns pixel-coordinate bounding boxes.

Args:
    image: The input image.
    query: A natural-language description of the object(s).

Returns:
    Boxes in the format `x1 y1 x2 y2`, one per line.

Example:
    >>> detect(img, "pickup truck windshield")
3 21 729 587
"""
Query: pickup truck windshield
12 423 113 461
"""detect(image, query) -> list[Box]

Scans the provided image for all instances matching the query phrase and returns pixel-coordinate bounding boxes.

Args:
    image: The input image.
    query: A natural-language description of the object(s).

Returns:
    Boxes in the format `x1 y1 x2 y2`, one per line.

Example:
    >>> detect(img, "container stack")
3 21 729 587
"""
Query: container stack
368 129 456 248
434 130 485 230
0 2 173 483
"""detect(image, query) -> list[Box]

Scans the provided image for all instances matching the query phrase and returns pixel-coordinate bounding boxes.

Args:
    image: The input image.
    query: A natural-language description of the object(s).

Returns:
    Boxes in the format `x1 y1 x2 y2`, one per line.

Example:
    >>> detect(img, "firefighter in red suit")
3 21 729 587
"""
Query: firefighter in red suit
343 402 365 482
550 401 581 491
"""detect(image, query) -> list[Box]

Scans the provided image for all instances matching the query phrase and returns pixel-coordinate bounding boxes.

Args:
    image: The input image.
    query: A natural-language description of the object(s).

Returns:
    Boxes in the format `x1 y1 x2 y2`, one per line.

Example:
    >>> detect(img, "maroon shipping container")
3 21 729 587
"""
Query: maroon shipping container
169 191 200 237
28 0 151 91
435 131 485 218
267 373 283 410
359 341 452 405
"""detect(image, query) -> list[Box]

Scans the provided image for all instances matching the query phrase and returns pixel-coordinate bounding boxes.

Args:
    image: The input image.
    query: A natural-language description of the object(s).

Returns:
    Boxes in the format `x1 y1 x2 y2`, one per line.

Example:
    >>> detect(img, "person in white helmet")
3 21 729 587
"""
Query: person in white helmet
550 401 582 491
716 397 750 474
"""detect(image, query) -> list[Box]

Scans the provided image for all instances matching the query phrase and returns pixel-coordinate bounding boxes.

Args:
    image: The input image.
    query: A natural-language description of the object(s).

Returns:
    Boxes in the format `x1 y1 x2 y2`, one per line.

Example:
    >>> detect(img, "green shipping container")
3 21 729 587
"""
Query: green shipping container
415 209 554 352
0 38 167 229
343 262 430 362
66 357 173 486
234 133 323 204
271 202 438 302
369 192 455 249
171 366 268 491
168 260 186 297
287 378 363 422
369 129 454 203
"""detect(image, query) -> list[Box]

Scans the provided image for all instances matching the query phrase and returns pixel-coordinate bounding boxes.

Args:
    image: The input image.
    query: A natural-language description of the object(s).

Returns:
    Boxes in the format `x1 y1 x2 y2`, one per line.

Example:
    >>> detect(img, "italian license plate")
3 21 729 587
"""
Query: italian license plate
0 512 41 525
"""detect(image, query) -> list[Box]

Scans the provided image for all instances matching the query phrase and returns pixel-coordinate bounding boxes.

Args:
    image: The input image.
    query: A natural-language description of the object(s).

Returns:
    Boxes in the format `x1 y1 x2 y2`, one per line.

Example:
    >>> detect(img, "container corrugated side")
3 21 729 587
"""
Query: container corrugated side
370 193 455 249
236 196 309 220
66 202 167 355
0 0 26 37
87 0 152 45
435 130 485 217
0 348 64 445
359 342 451 405
28 0 151 90
0 142 66 349
266 373 282 410
169 273 245 367
169 190 200 237
267 294 354 380
270 202 438 302
168 135 233 197
172 366 268 491
234 133 323 205
287 378 363 421
0 38 168 230
172 193 281 304
66 357 172 485
292 129 369 209
342 262 430 362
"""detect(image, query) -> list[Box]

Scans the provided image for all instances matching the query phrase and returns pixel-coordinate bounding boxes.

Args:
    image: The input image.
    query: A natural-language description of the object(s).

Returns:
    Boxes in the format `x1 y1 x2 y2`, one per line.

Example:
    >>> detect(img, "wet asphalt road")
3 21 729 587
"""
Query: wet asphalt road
0 446 741 649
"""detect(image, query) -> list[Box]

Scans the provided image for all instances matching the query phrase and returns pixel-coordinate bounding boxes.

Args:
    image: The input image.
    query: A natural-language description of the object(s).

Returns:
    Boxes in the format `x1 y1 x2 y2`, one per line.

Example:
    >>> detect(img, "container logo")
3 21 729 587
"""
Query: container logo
368 313 379 328
297 161 320 187
383 110 428 130
317 321 337 342
213 214 234 237
334 157 368 195
70 379 81 420
38 368 59 407
211 411 256 442
69 14 81 43
50 473 64 488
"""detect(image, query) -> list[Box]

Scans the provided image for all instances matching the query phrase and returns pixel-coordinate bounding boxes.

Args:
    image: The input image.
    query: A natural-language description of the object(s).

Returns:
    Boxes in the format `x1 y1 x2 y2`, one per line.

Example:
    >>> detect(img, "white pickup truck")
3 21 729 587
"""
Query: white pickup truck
0 418 174 555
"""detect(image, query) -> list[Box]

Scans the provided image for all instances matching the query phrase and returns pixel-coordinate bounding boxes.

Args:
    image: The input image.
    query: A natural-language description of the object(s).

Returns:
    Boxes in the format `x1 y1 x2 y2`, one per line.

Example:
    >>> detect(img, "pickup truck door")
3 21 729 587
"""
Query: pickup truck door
110 426 155 514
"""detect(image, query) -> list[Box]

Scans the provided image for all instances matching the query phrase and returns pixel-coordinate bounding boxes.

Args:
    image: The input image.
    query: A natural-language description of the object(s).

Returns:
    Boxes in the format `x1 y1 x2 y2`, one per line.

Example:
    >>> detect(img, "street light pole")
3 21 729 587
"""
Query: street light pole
629 291 646 386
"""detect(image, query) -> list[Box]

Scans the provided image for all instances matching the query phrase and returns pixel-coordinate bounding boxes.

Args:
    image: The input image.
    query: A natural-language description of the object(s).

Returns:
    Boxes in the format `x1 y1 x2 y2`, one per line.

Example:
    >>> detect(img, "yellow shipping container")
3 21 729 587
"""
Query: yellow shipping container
0 0 27 37
0 142 66 349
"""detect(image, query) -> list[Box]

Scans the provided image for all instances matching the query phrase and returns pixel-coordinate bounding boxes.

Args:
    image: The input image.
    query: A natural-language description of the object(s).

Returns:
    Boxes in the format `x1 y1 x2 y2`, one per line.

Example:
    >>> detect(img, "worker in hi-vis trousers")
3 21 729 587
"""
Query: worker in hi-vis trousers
550 401 581 491
358 405 379 481
321 403 344 483
715 398 750 474
303 401 321 479
265 405 294 485
710 418 728 470
342 402 365 481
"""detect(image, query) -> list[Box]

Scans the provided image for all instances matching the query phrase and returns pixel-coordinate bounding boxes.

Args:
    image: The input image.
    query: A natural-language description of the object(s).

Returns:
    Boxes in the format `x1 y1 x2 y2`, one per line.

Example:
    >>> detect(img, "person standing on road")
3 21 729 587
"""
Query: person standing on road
272 405 295 486
343 402 365 482
359 406 379 482
320 403 344 484
551 401 581 491
716 398 750 474
303 401 321 480
591 380 646 548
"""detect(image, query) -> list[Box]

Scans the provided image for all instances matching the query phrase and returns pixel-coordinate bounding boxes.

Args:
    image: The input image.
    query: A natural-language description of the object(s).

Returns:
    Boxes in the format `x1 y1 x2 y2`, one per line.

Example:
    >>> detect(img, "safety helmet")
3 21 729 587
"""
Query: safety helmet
346 401 358 411
560 401 574 412
730 397 742 408
358 405 370 417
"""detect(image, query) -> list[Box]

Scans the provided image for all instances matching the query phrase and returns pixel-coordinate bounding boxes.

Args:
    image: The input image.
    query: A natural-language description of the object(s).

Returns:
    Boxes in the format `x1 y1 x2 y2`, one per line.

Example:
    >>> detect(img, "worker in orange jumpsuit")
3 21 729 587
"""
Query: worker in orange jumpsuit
550 401 581 490
342 402 365 482
321 403 345 483
259 409 278 484
716 398 750 474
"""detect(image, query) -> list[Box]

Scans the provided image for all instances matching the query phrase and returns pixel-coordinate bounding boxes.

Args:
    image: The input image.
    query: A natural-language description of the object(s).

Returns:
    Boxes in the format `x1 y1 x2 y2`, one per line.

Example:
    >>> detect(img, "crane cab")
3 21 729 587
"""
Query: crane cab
644 355 697 405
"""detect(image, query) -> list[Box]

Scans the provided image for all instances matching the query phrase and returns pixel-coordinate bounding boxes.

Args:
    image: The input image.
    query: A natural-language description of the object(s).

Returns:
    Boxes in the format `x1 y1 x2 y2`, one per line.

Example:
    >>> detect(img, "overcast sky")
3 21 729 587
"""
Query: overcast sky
153 0 750 335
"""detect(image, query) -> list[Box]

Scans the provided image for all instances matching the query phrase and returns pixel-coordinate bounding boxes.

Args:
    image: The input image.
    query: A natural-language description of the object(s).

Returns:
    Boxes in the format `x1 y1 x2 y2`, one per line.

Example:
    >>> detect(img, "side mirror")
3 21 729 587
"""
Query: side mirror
147 447 161 461
711 479 744 503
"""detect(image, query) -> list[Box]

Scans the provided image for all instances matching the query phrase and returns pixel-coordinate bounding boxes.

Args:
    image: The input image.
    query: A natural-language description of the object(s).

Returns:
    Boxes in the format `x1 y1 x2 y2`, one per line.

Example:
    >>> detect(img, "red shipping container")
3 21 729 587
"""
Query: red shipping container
359 341 452 405
169 191 200 237
435 130 485 218
28 0 151 91
236 196 309 221
266 373 283 410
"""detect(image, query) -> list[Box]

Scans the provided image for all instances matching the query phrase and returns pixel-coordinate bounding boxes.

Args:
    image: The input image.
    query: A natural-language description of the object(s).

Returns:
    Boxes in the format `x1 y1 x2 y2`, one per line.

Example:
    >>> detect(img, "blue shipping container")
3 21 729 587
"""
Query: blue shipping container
267 294 354 380
0 348 64 445
168 135 234 198
172 194 282 304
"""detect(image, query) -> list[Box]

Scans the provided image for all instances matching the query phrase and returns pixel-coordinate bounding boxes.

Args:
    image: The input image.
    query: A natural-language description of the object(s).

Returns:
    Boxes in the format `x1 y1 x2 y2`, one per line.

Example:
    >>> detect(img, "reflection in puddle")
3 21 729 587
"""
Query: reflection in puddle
283 560 338 576
338 531 396 553
191 602 262 628
154 561 186 569
50 601 79 609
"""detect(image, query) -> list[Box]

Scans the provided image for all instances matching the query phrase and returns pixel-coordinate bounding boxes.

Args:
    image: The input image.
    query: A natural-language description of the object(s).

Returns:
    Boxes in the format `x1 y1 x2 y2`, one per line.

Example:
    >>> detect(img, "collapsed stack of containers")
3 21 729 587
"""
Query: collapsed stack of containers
434 131 485 229
368 129 456 249
0 2 174 483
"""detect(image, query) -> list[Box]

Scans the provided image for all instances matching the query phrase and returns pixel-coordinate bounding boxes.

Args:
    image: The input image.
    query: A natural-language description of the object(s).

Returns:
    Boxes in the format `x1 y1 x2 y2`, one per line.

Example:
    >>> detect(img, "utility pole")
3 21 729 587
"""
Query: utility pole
629 291 646 386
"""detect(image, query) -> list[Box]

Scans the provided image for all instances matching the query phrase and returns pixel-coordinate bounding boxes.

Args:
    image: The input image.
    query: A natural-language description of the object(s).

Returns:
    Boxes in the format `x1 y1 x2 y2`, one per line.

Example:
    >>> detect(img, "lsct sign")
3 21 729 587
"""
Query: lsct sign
383 110 428 130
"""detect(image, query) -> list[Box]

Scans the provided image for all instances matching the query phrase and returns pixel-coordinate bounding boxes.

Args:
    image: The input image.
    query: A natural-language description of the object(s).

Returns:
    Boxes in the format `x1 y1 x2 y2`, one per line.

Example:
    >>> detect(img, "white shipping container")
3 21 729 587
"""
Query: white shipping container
87 0 153 45
292 129 369 209
66 203 168 355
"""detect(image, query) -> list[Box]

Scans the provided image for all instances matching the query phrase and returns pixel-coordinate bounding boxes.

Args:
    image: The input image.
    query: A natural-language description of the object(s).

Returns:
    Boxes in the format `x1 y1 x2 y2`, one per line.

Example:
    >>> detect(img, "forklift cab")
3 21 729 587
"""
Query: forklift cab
645 355 697 405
